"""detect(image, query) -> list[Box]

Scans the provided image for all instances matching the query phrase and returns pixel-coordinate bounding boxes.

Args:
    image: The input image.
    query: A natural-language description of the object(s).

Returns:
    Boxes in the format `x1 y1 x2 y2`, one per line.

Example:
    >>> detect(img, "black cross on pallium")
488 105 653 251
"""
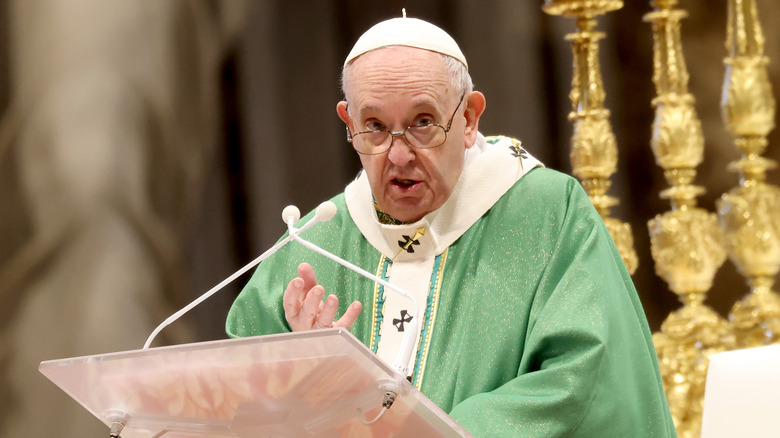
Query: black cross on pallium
397 235 421 253
393 310 413 332
508 144 529 159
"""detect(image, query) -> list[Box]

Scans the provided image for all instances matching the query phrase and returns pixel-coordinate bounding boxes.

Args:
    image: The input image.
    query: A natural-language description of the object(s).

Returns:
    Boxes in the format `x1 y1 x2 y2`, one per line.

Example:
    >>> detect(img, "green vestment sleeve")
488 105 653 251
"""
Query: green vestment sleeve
443 171 675 437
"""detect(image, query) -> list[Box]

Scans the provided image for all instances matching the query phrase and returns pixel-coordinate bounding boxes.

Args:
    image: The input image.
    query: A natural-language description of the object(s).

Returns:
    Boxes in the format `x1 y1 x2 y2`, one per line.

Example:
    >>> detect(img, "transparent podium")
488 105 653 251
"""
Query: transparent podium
39 328 473 437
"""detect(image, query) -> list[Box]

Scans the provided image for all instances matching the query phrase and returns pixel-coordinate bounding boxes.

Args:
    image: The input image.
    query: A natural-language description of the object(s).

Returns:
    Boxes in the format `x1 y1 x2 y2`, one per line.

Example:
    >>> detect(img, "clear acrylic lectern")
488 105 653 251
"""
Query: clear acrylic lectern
39 328 472 437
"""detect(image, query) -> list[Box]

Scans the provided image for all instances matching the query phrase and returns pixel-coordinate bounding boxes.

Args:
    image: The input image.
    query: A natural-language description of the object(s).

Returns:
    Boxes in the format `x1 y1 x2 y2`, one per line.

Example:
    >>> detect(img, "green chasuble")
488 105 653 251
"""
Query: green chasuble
226 135 676 437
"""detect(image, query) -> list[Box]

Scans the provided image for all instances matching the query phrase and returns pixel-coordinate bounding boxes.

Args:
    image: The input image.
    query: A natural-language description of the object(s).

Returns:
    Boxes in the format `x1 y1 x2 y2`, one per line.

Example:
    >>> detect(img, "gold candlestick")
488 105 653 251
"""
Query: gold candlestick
718 0 780 348
643 1 732 435
543 0 638 274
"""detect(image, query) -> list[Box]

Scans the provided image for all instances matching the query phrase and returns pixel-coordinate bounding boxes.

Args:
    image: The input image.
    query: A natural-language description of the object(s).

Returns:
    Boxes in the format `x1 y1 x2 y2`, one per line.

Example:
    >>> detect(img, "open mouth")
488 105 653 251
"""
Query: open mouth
393 178 417 187
390 177 422 192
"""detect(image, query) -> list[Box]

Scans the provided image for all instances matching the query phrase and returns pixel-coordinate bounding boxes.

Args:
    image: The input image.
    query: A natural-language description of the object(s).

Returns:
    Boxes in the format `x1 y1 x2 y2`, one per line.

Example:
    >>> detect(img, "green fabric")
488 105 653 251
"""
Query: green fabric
226 168 676 437
373 200 408 225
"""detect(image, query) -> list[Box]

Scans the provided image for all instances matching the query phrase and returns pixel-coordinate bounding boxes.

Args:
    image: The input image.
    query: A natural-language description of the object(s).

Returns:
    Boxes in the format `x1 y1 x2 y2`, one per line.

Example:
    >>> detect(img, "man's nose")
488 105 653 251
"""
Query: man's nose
387 132 415 165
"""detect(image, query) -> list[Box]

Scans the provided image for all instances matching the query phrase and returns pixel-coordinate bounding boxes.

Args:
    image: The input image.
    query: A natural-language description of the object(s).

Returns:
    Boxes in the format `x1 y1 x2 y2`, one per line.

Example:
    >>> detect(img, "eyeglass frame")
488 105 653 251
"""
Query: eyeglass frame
344 93 466 155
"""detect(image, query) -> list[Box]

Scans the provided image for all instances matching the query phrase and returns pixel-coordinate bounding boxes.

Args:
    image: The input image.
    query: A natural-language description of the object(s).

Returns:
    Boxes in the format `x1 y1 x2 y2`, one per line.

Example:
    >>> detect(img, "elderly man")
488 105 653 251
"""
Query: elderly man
227 16 675 436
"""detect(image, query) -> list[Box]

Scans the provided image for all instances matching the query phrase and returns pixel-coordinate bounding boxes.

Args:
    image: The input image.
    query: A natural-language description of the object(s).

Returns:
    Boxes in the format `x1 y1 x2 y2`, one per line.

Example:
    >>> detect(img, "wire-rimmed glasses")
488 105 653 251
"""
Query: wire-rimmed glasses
346 94 465 155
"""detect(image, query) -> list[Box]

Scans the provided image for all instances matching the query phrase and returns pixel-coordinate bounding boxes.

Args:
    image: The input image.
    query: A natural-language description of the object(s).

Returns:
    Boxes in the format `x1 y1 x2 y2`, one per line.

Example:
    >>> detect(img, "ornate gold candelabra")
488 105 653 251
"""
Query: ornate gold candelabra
643 1 732 436
543 0 638 274
718 0 780 348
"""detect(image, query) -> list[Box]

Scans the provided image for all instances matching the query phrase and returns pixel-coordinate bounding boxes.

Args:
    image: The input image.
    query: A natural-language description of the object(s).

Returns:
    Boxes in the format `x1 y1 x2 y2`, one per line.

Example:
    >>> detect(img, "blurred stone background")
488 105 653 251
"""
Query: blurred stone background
0 0 777 436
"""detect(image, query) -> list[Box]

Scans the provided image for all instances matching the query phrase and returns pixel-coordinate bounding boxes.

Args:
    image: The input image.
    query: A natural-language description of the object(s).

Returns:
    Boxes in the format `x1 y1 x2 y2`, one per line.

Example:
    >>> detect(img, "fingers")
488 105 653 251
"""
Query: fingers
284 263 320 331
314 295 339 329
297 263 318 293
284 263 362 332
299 285 324 326
334 301 363 330
283 275 324 331
282 277 305 320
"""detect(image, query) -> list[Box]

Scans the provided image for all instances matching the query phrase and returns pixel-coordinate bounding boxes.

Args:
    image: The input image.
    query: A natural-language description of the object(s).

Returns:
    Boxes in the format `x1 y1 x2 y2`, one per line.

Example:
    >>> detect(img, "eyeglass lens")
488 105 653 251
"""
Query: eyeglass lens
356 126 446 153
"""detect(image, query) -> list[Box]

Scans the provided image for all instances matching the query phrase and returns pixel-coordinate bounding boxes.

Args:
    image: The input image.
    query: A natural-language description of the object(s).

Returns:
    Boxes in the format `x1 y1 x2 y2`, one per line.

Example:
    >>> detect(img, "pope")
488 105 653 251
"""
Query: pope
227 15 676 437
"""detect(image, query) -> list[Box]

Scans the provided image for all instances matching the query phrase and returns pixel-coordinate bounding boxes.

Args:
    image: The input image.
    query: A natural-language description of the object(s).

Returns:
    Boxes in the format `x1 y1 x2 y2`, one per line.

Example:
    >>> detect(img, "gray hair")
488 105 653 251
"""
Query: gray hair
341 48 473 108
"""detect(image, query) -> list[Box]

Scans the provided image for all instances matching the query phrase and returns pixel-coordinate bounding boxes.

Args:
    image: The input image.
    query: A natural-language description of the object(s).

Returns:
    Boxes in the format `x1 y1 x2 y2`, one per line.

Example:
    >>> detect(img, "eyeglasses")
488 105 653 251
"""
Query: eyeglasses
346 94 465 155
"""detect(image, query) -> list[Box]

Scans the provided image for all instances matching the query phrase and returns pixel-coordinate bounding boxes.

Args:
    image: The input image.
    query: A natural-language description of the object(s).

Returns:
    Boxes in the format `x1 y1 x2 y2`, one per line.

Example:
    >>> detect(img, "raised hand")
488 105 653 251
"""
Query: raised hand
282 262 362 331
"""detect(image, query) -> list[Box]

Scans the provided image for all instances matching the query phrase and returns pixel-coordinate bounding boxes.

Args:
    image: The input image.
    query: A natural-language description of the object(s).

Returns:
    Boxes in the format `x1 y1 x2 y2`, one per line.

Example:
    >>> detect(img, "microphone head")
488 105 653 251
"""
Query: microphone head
282 205 301 224
315 201 338 222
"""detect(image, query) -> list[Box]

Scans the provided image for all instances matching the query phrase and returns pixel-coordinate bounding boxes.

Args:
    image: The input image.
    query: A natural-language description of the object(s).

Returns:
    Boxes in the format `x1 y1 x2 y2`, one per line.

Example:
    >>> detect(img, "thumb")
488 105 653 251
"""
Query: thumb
333 301 363 330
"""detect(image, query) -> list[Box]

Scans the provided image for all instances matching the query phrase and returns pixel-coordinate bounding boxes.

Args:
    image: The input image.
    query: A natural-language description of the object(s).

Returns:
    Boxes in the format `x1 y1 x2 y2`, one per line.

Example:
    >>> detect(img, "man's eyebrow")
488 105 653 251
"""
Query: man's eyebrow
356 105 380 114
354 101 442 116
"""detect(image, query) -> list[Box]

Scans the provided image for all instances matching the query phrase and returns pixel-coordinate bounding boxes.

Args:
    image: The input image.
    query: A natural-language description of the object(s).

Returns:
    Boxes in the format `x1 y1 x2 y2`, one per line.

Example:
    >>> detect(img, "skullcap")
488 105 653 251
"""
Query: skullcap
344 17 468 69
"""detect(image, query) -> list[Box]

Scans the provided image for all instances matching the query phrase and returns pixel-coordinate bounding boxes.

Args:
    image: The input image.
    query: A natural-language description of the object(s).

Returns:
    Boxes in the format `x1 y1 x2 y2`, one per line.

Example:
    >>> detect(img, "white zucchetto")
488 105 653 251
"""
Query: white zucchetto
343 16 468 69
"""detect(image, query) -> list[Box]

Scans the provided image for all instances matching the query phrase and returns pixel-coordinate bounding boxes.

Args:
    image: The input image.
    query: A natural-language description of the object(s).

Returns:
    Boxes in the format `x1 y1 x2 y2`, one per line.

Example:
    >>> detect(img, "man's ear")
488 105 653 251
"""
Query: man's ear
463 91 486 148
337 101 350 124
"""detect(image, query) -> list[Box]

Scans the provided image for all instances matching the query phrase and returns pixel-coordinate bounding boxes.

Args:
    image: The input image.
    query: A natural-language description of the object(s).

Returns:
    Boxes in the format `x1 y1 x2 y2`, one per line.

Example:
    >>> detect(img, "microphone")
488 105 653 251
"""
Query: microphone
281 205 301 224
140 200 418 423
314 201 337 222
142 202 335 349
143 200 420 379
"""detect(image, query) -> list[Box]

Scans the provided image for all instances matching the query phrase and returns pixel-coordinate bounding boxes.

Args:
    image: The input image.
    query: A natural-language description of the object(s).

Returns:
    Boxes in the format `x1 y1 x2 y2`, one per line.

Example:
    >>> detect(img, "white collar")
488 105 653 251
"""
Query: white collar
344 134 543 260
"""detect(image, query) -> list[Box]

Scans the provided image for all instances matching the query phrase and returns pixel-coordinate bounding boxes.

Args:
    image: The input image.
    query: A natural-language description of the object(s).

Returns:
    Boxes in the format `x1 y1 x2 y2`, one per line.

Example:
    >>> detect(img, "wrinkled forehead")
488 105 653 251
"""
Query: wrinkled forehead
350 46 448 81
346 47 456 107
